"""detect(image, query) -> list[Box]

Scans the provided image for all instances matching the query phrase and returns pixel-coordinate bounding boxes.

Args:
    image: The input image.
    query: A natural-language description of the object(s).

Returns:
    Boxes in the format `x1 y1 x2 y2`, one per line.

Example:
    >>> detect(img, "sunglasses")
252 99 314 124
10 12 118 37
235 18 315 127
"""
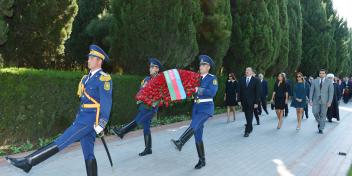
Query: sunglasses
296 75 302 78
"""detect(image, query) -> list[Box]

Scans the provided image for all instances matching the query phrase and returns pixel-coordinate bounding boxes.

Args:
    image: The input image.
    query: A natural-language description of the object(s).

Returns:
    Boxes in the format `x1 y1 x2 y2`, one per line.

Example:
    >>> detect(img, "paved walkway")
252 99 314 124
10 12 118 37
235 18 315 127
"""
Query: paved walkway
1 103 352 176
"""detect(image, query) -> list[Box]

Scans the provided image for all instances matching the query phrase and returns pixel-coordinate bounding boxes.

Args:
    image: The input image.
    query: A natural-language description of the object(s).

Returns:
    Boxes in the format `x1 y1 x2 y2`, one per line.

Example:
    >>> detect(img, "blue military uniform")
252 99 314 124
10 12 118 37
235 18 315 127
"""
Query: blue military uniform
6 45 112 176
191 73 218 142
172 54 218 170
135 75 158 135
113 58 162 156
54 68 112 160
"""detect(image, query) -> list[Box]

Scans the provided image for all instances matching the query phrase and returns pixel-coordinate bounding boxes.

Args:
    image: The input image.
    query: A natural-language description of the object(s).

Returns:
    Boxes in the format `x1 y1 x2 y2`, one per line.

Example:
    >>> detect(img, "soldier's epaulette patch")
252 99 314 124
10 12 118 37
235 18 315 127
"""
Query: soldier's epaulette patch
99 74 111 82
104 82 111 91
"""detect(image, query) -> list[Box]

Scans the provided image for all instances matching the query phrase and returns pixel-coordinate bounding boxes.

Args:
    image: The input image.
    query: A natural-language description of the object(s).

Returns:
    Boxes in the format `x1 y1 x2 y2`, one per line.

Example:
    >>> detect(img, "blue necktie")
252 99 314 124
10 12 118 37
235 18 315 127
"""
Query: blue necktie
85 72 92 84
246 78 250 87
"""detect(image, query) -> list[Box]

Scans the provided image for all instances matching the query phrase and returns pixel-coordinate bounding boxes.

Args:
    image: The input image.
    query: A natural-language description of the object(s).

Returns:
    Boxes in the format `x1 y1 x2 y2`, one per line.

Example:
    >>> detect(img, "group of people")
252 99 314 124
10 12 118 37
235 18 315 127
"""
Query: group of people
224 68 349 137
4 43 350 176
6 45 218 175
339 76 352 103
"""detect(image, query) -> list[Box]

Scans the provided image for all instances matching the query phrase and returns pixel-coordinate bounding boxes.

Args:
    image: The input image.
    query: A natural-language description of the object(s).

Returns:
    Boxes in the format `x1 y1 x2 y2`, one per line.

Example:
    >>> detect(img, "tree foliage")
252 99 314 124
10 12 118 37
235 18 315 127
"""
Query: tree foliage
0 0 78 68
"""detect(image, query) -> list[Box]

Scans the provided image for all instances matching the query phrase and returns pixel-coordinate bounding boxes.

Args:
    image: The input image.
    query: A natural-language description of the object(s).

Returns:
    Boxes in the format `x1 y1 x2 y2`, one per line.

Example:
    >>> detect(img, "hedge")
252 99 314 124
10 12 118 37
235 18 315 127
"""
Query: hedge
0 68 228 146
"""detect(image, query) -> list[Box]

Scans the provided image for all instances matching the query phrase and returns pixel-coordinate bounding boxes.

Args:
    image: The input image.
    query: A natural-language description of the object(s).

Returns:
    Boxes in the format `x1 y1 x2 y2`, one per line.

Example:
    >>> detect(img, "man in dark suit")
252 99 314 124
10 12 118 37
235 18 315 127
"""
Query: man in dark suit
238 67 261 137
282 73 292 117
258 73 269 115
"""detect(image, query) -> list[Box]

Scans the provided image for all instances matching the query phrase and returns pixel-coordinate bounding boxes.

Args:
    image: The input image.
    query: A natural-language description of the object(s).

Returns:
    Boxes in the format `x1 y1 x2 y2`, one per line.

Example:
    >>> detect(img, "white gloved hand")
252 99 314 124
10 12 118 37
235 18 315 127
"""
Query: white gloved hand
94 125 104 134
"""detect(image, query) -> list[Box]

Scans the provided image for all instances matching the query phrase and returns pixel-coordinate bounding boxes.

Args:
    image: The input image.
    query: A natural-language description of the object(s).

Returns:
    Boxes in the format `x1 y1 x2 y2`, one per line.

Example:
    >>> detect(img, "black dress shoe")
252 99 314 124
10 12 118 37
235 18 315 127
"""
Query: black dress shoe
319 130 323 134
171 139 183 151
139 148 152 156
6 143 59 173
112 120 137 139
6 157 31 173
195 159 206 169
328 119 332 123
171 127 194 151
244 133 249 137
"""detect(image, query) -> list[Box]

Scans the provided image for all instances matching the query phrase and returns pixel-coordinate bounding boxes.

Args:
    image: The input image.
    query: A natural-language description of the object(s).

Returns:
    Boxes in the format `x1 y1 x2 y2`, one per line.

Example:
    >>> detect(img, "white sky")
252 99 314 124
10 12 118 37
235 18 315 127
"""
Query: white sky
333 0 352 27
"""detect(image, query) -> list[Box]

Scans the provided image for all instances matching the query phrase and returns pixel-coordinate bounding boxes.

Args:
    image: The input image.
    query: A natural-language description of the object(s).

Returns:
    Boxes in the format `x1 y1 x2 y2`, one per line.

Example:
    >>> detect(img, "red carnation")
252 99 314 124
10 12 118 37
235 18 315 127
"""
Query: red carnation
136 69 200 108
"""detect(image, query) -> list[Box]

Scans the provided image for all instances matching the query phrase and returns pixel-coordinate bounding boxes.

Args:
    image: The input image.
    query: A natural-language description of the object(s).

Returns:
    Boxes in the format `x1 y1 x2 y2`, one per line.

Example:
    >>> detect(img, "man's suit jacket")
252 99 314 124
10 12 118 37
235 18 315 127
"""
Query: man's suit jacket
309 77 334 105
260 80 268 97
238 76 261 105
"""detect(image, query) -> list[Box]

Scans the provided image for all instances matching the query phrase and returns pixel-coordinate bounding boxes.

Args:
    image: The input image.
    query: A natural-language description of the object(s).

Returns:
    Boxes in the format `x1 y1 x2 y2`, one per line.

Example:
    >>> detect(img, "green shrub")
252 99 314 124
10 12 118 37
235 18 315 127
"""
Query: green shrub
0 68 228 146
0 68 142 146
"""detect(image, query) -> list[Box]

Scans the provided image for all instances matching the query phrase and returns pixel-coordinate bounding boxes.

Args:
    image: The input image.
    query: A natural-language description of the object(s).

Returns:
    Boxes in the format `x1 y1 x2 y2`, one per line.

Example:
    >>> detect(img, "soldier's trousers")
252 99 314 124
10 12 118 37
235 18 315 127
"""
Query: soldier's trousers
54 123 96 160
190 111 211 143
134 109 155 135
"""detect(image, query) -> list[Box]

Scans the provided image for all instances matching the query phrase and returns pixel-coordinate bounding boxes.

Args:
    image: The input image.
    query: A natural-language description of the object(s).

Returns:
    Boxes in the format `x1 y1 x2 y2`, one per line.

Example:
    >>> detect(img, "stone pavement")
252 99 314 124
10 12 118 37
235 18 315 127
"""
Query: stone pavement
1 103 352 176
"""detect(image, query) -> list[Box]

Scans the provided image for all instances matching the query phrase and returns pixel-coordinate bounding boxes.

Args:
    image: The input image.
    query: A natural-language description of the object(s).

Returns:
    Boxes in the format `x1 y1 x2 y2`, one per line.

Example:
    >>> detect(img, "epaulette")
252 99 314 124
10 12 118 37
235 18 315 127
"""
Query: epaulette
99 71 111 82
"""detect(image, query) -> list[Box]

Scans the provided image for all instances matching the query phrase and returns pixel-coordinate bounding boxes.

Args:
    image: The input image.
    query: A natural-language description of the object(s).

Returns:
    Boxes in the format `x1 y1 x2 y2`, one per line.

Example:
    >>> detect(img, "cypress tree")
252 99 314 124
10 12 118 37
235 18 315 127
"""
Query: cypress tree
286 0 303 74
64 0 108 67
0 0 78 68
197 0 232 73
110 0 203 74
300 0 331 76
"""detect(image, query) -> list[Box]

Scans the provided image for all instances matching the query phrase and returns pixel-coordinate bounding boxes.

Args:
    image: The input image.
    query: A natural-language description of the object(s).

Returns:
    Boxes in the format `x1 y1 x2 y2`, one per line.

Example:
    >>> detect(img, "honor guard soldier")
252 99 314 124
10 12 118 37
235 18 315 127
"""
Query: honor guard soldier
171 55 218 169
6 45 113 176
112 58 162 156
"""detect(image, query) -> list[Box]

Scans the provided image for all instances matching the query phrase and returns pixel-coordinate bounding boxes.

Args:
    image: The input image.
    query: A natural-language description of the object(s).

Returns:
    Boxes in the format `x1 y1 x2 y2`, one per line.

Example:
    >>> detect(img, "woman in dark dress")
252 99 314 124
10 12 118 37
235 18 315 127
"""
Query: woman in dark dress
271 73 288 129
342 77 351 104
291 72 308 130
337 79 344 100
335 77 343 101
224 73 238 123
327 74 340 122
